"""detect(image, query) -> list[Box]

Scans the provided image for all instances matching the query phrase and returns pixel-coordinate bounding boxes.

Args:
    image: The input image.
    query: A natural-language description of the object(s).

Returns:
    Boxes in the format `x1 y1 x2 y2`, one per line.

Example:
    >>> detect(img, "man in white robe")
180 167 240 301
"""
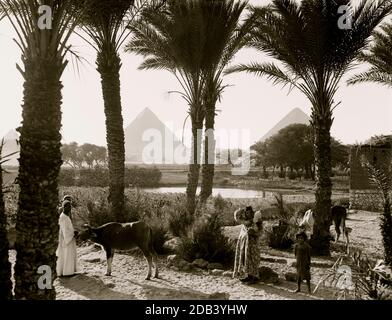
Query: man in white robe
56 200 78 276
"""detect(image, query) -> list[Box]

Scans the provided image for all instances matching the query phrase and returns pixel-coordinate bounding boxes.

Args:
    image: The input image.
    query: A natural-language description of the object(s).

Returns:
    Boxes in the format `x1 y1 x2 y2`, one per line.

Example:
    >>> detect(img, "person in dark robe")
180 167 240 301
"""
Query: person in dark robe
294 231 312 293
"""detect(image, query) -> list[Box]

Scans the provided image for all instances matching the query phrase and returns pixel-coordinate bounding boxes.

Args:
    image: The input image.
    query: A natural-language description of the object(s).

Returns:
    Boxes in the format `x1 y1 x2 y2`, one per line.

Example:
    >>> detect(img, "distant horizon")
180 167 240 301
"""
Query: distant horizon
1 0 391 149
2 105 390 149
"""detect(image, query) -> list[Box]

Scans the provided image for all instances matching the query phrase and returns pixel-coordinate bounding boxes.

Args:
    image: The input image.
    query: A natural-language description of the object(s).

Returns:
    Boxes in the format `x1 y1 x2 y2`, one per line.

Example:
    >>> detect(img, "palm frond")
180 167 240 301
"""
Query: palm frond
225 62 297 88
349 19 392 88
348 69 392 87
75 0 157 54
0 0 82 76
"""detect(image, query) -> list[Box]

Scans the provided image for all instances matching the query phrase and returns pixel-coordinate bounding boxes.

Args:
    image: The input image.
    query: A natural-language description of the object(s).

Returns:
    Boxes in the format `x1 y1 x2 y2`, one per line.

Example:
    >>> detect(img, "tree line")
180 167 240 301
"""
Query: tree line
61 142 107 169
251 124 349 180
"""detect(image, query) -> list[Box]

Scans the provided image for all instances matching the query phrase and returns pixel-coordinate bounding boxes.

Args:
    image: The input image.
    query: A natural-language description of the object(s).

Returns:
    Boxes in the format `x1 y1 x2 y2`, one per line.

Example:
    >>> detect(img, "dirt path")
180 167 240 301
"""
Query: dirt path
53 247 330 300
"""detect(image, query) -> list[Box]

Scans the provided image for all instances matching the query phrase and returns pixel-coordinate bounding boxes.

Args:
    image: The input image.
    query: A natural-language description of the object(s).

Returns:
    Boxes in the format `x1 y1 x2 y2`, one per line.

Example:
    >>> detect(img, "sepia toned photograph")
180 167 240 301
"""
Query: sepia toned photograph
0 0 392 305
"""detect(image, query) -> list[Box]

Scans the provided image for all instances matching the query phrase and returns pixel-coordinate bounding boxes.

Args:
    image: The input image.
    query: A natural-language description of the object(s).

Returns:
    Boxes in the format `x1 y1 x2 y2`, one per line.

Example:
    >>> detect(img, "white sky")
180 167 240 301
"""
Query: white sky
0 0 391 149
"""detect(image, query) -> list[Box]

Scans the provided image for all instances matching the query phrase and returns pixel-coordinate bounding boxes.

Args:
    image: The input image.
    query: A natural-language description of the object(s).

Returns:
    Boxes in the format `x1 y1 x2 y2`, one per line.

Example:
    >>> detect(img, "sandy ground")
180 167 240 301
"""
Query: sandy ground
8 210 384 300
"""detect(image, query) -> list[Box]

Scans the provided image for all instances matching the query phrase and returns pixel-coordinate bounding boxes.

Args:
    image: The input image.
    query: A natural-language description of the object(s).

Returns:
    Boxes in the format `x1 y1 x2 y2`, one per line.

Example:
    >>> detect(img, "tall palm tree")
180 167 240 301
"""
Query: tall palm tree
198 0 252 203
227 0 392 255
0 141 13 300
127 0 211 214
0 0 80 299
72 0 145 221
362 155 392 265
348 23 392 87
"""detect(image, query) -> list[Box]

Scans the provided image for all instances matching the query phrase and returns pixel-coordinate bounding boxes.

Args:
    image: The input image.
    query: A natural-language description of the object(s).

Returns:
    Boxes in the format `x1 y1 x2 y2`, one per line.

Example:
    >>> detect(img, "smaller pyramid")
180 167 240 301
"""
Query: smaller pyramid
260 108 310 142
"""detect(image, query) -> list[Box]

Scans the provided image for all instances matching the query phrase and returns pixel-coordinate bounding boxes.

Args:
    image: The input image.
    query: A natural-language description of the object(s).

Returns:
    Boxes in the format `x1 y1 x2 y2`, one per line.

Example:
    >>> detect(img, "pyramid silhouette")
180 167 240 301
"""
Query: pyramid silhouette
260 107 310 142
124 108 187 164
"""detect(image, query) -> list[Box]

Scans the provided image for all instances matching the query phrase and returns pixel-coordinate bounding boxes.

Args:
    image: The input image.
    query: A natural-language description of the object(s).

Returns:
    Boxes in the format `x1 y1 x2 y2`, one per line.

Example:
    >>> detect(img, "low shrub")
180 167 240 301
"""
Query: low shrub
178 205 235 266
84 196 114 227
58 169 76 187
125 167 162 188
78 168 109 187
166 195 194 237
266 193 300 249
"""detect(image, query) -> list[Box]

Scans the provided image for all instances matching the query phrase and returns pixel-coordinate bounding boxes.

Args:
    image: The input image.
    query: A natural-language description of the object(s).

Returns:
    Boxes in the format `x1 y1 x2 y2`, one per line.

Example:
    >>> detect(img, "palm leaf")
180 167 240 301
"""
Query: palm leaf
226 62 297 89
349 19 392 88
348 69 392 87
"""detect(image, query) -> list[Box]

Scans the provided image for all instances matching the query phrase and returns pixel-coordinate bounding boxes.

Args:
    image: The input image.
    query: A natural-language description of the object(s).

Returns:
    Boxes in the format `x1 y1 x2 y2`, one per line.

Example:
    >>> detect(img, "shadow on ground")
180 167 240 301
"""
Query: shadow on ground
124 277 229 300
249 281 335 300
57 274 137 300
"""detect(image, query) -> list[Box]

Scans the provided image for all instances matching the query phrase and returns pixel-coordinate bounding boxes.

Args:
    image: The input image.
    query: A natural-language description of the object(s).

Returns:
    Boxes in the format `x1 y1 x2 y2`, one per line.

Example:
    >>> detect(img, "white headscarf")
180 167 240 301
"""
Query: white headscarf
253 210 262 224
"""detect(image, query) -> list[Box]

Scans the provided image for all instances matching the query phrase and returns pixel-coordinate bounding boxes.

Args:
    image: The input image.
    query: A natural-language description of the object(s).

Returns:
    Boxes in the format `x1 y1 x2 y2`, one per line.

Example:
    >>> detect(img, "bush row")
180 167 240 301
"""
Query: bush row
64 188 235 264
59 167 162 188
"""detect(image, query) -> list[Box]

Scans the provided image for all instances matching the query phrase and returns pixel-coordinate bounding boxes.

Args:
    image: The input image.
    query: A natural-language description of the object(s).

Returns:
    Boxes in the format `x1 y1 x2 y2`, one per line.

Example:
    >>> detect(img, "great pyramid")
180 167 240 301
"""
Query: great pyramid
1 129 19 166
260 107 310 142
124 107 187 164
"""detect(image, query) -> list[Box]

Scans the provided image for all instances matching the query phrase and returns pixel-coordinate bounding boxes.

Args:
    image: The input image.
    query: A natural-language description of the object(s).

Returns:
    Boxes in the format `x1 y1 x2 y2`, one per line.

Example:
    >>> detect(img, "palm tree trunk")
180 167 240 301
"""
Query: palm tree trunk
310 106 333 256
14 59 64 300
200 105 216 203
0 165 12 300
381 195 392 265
186 120 203 215
97 49 126 222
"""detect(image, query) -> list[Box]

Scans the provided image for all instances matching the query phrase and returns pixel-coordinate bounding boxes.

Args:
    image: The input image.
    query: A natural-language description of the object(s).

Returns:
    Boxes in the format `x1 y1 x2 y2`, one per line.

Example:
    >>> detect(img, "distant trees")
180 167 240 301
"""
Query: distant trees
251 124 349 179
61 142 107 169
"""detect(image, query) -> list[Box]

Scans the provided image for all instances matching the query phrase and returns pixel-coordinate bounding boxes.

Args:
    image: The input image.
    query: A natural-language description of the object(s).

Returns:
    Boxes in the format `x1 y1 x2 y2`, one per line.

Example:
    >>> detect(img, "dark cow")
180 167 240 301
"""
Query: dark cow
79 221 158 280
298 205 348 243
331 205 348 243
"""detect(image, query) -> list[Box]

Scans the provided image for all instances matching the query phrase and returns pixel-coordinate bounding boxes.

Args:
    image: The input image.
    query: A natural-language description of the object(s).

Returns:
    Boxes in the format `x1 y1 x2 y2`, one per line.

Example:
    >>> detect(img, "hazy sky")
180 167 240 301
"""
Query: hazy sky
0 0 391 149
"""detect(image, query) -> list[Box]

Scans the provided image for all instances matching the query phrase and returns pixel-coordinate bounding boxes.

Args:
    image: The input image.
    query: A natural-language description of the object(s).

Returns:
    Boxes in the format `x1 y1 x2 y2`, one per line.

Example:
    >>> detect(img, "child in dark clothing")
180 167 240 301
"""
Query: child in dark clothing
294 232 312 294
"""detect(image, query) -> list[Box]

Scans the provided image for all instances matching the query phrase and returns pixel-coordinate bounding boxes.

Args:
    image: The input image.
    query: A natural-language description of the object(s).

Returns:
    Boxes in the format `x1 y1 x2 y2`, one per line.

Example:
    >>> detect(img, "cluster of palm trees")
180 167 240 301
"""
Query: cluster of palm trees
0 0 391 300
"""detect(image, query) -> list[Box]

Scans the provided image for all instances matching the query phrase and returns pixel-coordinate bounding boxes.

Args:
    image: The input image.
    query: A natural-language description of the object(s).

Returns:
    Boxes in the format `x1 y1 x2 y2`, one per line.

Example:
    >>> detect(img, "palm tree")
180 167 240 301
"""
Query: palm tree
0 141 13 300
0 0 80 299
127 0 212 214
362 153 392 265
72 0 150 221
198 0 251 203
348 23 392 87
227 0 392 255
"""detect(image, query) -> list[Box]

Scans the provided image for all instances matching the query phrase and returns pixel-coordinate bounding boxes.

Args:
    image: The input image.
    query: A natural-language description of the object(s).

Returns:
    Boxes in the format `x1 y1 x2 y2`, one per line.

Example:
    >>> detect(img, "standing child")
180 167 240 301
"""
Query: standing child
294 232 312 294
